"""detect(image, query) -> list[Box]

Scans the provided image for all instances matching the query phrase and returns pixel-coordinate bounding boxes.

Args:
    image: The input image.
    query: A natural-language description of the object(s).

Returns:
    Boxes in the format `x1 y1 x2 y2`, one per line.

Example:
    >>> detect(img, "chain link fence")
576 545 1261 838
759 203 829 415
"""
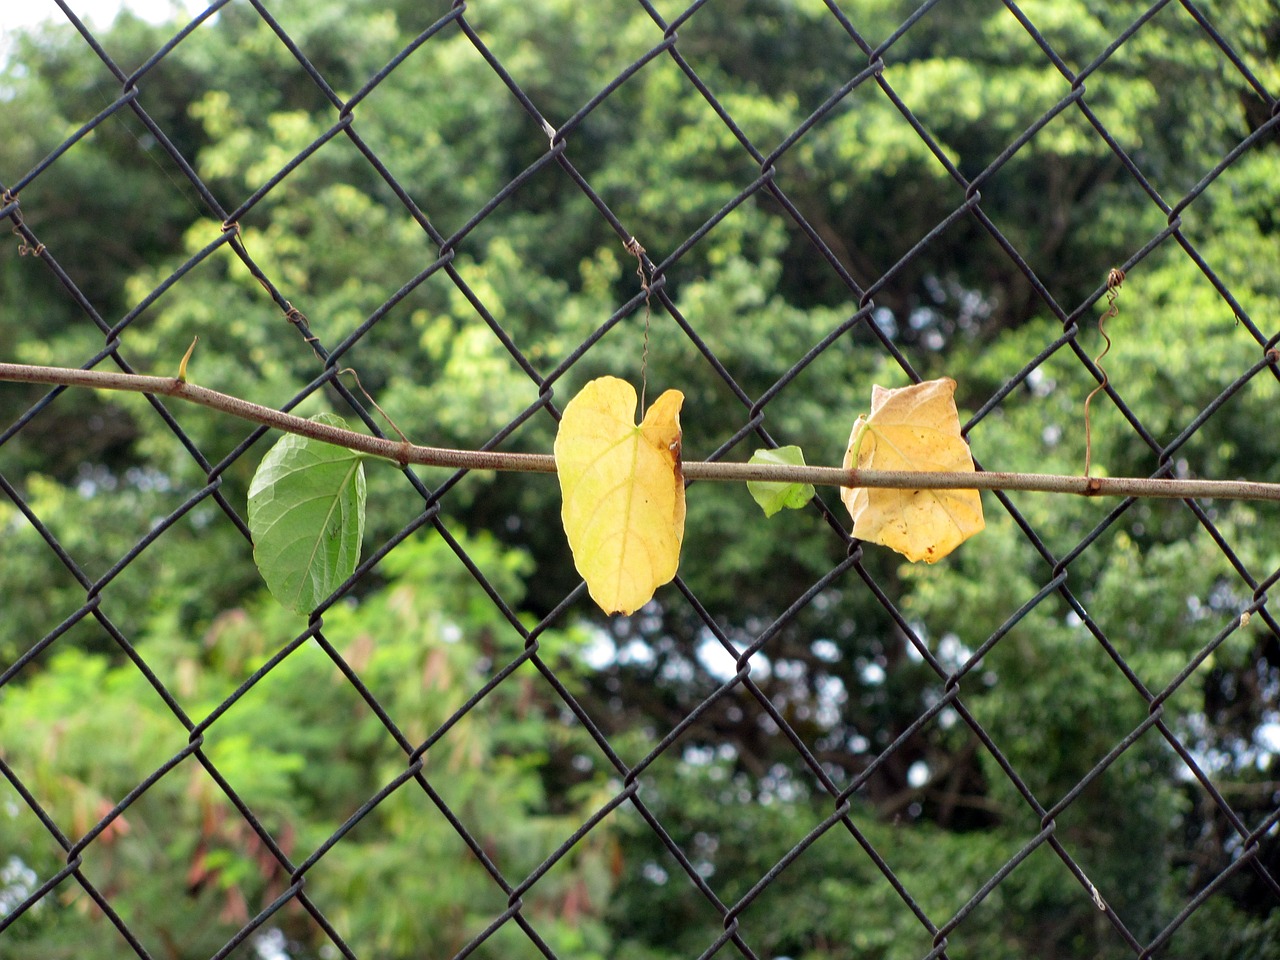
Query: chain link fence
2 1 1279 958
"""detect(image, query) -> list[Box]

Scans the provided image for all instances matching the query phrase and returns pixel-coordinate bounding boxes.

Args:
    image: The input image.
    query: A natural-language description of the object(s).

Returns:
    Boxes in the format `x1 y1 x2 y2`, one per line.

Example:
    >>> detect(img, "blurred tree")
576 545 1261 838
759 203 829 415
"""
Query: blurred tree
0 534 619 959
1 0 1278 957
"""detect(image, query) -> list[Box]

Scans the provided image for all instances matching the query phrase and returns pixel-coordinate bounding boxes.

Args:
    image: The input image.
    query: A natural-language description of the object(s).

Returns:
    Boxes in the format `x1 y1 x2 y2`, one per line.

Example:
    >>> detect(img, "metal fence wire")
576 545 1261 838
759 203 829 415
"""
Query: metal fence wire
2 0 1279 958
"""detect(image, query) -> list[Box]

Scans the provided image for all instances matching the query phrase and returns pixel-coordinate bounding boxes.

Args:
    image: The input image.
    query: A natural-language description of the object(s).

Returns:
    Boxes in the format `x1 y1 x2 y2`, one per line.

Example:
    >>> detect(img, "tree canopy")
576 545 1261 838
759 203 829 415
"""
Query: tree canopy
1 1 1279 957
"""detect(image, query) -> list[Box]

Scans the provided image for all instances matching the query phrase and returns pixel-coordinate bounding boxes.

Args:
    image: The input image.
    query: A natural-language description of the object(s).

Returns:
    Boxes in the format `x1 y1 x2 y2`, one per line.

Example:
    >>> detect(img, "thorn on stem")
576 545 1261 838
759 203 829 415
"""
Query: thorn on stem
177 336 199 384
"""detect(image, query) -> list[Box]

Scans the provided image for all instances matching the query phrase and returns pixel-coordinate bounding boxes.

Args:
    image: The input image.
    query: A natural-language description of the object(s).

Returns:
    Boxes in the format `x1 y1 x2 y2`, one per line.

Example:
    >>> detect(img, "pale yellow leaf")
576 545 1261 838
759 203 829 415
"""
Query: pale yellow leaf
554 376 685 614
840 377 984 563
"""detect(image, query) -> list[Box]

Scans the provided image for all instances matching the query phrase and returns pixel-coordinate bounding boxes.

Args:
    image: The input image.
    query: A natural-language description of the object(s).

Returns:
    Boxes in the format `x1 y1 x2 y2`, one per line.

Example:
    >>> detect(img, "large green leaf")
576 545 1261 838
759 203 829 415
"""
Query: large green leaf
248 414 366 613
746 446 816 518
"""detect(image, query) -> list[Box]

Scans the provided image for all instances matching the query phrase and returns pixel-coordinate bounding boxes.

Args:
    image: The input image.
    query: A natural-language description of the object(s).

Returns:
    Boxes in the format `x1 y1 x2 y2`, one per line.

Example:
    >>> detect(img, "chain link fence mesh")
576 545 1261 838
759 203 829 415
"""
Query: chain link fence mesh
2 1 1279 958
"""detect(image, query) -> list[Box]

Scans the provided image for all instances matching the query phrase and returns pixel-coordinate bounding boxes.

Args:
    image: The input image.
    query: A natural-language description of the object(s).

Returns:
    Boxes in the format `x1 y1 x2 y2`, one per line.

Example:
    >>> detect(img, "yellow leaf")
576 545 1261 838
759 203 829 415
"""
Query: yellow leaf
554 377 685 614
840 377 984 563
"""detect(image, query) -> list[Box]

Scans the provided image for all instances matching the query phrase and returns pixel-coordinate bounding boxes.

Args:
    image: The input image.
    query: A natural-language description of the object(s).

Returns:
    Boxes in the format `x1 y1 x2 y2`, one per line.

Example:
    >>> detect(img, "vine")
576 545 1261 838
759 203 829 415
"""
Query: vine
2 354 1278 615
1083 266 1125 477
3 361 1277 501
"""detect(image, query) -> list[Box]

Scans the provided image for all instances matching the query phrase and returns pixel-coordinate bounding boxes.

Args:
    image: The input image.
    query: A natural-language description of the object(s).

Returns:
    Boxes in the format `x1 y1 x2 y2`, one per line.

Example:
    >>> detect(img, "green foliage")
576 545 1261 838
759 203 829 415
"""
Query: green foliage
248 415 367 614
747 445 816 517
0 534 617 958
2 0 1279 957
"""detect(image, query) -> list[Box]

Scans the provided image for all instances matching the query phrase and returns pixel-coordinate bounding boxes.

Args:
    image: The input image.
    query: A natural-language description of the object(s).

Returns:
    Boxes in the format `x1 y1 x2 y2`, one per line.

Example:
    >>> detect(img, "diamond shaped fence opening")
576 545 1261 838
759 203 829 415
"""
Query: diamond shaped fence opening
2 2 1279 959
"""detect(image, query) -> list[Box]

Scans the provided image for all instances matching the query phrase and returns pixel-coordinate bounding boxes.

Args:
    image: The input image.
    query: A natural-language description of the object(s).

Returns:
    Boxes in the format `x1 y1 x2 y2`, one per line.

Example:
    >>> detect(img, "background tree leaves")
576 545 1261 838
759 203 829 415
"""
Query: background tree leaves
2 0 1279 956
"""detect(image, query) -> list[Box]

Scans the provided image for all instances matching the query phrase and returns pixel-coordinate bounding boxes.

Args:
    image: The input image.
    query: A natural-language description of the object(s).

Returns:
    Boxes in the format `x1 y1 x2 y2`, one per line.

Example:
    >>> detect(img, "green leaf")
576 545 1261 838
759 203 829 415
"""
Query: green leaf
248 414 366 613
746 446 816 518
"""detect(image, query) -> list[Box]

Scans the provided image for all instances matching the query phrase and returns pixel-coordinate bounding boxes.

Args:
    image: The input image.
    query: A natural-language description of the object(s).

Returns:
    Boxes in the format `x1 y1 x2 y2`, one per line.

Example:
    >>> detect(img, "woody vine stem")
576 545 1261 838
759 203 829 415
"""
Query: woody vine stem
2 361 1280 502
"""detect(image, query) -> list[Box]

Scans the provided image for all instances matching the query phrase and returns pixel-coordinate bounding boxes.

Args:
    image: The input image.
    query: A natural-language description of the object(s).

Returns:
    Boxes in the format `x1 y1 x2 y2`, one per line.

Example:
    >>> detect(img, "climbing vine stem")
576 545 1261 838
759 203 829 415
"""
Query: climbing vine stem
2 361 1280 502
1083 266 1125 477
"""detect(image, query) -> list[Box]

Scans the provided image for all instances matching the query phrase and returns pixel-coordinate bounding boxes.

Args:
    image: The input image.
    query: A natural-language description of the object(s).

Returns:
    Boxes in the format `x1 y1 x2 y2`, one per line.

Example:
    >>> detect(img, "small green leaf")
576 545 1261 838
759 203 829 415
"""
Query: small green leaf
248 413 366 613
747 446 816 517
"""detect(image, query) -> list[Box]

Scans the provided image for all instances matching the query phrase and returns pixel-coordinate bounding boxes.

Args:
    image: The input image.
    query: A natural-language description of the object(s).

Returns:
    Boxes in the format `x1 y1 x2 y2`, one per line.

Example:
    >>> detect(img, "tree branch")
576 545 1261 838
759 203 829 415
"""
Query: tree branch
4 362 1280 502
